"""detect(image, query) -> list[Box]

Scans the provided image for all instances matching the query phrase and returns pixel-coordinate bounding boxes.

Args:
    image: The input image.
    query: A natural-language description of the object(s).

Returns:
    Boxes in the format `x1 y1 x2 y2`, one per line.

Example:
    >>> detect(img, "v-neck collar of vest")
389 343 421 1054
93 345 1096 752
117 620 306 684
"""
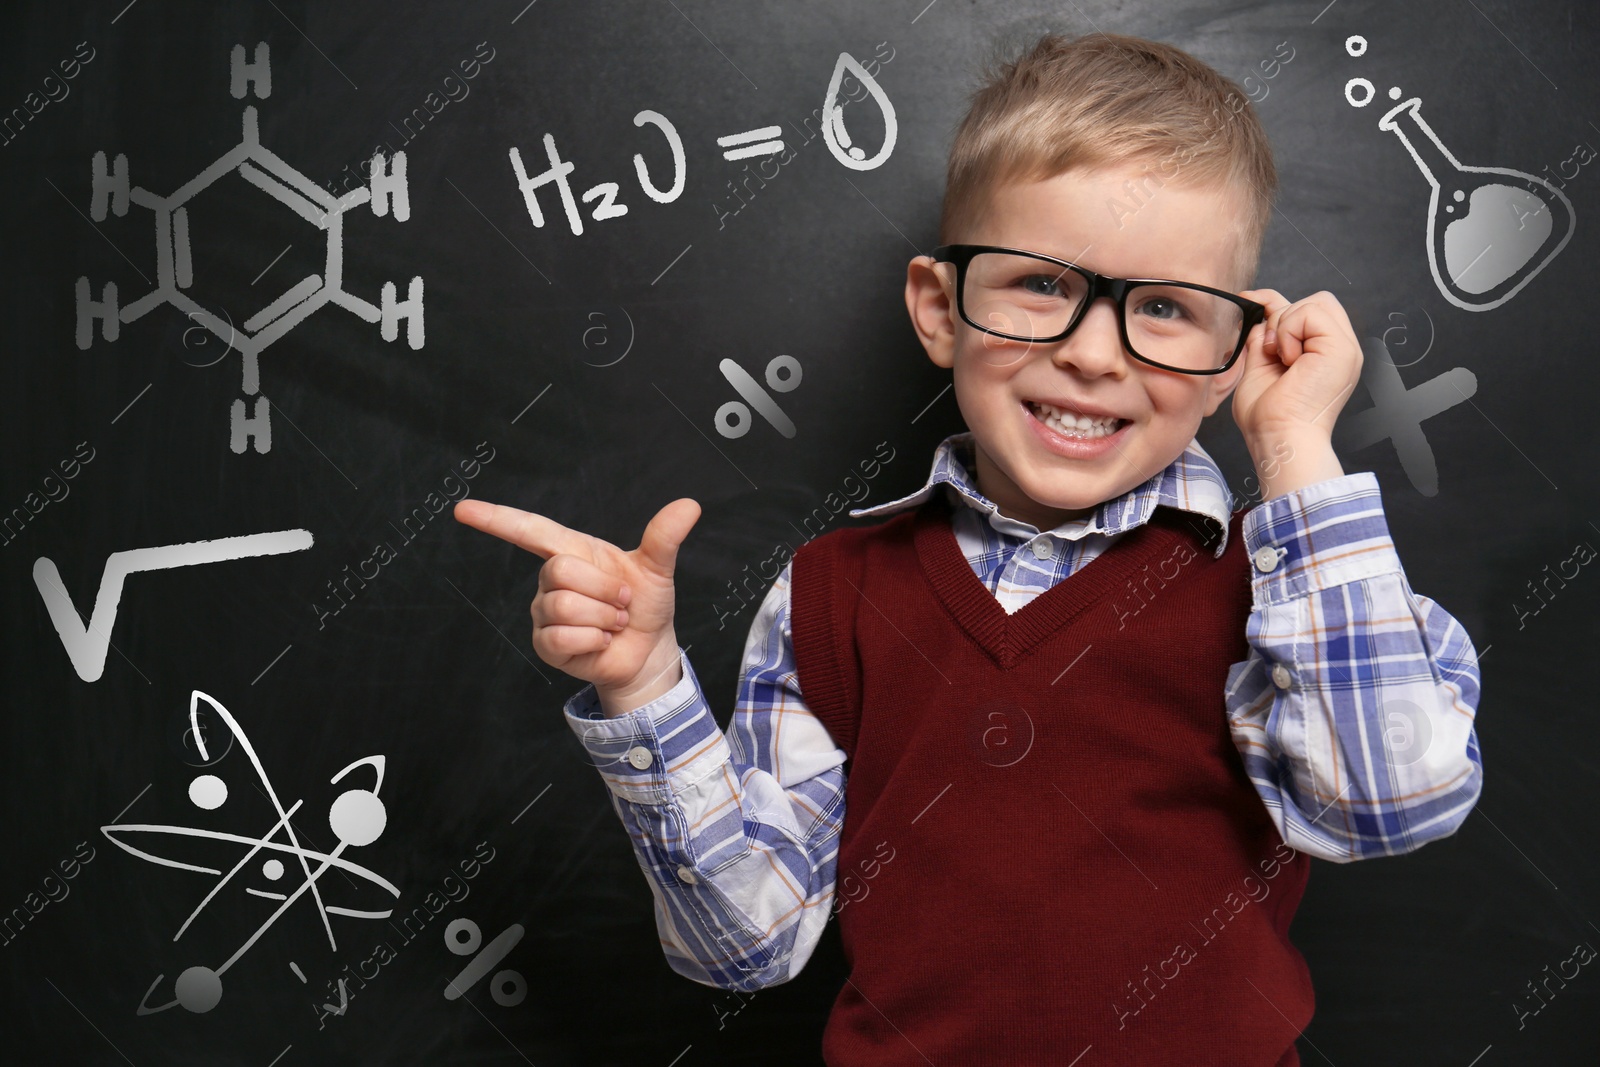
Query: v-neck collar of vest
912 492 1193 669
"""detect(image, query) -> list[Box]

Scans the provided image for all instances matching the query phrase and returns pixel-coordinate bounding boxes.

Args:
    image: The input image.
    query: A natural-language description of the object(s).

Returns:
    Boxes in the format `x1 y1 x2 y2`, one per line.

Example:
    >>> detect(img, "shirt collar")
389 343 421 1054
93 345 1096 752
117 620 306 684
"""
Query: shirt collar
847 431 1236 558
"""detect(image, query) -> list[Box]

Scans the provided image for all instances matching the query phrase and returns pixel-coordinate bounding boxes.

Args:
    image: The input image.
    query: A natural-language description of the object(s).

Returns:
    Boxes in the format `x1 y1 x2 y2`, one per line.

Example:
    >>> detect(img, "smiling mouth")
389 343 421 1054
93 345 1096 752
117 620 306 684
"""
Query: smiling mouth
1024 400 1129 439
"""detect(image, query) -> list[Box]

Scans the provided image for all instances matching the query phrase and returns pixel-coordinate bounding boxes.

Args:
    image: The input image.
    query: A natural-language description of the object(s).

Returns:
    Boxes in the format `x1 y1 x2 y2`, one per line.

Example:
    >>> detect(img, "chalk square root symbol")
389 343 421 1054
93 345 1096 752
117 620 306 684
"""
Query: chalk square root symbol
72 42 426 454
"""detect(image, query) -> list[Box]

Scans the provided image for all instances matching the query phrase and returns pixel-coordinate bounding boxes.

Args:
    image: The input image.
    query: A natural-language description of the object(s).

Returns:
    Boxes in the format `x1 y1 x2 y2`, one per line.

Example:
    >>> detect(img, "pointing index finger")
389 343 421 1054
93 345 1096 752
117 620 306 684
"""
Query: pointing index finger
453 498 588 560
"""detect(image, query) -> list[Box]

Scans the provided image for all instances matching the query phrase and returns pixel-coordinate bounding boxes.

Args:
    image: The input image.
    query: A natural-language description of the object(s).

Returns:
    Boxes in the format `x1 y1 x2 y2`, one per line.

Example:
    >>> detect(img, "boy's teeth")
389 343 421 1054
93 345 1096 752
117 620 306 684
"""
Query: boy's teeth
1028 401 1125 437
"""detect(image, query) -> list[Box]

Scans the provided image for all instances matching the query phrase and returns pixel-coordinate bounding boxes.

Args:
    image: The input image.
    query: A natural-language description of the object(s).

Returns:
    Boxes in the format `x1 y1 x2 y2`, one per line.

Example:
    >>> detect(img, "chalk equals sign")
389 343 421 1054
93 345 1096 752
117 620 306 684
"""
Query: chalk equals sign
718 125 785 161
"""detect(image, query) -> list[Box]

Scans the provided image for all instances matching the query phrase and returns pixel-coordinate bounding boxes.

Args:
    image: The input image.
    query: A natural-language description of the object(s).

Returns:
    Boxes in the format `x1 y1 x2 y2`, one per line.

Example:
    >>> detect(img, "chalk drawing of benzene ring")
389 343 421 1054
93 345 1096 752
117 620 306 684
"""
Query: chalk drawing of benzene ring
73 42 425 455
102 689 399 1015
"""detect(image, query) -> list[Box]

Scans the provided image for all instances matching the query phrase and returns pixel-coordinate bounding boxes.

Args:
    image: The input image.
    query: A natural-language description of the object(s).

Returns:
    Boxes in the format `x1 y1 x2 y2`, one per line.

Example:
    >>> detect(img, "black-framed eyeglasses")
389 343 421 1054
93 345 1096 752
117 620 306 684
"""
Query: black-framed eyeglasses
931 244 1266 375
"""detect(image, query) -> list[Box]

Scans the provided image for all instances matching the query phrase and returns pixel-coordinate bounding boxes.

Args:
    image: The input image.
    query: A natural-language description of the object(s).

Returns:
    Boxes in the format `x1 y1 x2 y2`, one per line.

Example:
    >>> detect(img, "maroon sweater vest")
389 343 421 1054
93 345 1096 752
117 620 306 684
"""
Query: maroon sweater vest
790 492 1313 1066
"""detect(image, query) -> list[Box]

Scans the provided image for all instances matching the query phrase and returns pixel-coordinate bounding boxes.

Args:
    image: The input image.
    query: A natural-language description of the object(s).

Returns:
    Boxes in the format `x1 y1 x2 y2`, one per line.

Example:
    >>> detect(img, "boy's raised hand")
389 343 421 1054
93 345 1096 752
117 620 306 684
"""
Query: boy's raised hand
452 496 702 714
1231 288 1363 445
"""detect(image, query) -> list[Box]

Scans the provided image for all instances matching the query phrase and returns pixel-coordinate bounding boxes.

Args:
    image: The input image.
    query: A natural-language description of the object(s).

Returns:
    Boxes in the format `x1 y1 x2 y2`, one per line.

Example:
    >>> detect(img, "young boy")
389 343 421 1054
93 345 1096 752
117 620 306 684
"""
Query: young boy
455 32 1483 1066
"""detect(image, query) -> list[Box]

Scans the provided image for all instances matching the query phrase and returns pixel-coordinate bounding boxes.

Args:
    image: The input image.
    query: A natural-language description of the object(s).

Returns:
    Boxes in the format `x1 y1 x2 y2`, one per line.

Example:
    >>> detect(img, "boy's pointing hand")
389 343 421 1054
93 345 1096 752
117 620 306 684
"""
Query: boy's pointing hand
1231 288 1362 446
453 497 702 716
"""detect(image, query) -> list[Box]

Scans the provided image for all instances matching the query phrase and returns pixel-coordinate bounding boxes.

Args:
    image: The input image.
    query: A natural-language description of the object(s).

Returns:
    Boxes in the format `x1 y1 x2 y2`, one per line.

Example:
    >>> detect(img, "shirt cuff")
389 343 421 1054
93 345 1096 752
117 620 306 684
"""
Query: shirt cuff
560 647 732 805
1241 471 1402 607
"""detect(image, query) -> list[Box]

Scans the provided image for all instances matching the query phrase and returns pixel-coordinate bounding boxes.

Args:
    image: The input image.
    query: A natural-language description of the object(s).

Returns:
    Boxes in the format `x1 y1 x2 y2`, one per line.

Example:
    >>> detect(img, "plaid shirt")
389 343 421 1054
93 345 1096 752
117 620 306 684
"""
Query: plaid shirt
562 432 1484 991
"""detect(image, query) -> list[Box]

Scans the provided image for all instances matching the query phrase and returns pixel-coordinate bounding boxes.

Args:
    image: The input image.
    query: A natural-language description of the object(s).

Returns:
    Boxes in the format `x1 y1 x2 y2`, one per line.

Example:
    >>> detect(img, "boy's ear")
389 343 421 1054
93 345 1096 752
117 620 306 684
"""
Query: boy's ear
905 255 958 369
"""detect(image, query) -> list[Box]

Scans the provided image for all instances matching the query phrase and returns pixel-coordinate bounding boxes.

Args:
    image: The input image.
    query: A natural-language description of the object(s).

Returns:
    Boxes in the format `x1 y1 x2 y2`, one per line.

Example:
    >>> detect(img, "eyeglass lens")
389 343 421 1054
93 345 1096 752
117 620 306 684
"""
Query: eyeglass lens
960 251 1245 371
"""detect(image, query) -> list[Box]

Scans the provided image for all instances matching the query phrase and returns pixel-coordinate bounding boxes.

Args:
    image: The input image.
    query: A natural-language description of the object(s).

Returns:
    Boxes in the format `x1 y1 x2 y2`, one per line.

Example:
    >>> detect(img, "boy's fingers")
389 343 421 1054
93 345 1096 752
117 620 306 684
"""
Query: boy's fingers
534 587 628 632
1242 320 1273 364
539 553 632 607
1240 288 1290 317
536 624 612 660
635 498 702 578
453 499 589 560
1243 290 1295 338
1279 316 1304 364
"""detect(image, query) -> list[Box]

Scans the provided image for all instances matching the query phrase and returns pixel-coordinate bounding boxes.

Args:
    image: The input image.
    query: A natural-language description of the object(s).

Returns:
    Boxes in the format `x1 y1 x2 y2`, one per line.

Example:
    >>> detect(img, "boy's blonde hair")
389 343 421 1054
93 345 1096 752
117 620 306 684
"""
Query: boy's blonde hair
939 31 1277 291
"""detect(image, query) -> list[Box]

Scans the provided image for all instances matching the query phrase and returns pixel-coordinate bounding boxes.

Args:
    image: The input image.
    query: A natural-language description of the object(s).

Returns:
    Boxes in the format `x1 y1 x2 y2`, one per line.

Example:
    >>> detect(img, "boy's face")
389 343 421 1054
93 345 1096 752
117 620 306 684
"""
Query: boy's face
906 164 1252 531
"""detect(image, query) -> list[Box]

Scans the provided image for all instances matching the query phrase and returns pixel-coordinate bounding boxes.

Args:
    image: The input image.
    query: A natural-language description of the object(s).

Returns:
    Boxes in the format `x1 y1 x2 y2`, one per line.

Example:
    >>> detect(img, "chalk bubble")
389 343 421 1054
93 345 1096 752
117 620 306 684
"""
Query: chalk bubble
189 774 228 810
175 965 223 1013
329 788 386 846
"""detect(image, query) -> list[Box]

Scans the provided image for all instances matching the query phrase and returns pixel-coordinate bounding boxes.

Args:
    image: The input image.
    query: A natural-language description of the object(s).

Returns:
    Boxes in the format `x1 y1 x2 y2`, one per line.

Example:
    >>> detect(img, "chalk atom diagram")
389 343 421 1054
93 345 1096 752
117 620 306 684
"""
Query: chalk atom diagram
73 42 425 454
102 690 399 1015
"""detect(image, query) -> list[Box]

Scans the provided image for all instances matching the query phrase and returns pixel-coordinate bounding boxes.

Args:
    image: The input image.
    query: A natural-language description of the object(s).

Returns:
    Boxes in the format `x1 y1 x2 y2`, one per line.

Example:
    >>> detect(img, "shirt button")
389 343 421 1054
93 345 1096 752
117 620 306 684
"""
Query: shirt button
1272 664 1292 689
1253 546 1281 573
677 865 699 884
1031 538 1053 559
625 745 654 770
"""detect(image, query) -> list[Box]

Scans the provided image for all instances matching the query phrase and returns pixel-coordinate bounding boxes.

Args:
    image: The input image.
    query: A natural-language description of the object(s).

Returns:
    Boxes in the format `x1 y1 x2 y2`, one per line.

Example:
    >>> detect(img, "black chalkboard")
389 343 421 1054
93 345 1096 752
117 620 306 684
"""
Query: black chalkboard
4 1 1598 1063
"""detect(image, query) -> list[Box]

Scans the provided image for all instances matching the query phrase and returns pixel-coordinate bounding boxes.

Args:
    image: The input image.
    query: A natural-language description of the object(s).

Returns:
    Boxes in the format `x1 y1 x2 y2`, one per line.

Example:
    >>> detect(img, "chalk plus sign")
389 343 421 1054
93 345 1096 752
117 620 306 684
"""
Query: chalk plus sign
1337 336 1478 497
73 42 425 455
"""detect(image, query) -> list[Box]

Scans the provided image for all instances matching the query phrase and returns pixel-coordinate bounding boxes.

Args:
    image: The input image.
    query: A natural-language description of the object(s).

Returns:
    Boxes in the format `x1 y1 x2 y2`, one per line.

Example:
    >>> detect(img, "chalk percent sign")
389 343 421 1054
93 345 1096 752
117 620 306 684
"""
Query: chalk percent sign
507 51 897 441
442 914 527 1008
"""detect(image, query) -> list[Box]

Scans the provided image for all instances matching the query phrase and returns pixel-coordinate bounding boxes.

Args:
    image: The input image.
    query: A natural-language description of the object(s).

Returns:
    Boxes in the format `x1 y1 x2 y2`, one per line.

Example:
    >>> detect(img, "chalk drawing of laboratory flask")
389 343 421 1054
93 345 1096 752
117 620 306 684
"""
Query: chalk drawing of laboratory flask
1377 95 1574 311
